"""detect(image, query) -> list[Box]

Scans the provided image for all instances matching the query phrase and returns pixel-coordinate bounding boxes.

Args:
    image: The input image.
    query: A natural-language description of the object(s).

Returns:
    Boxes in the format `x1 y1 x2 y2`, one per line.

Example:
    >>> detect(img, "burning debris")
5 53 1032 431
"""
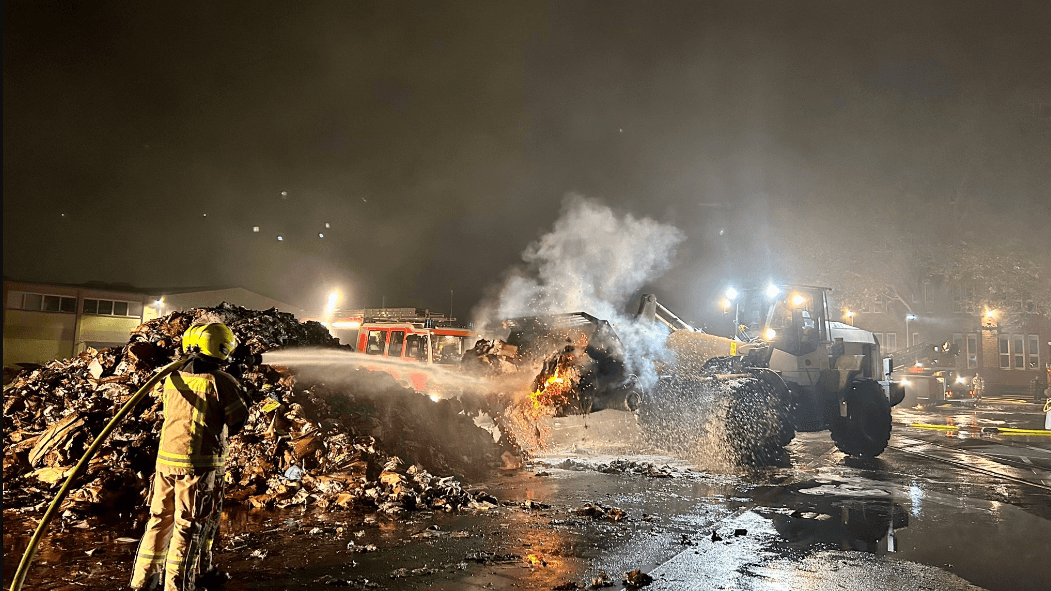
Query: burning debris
2 303 517 525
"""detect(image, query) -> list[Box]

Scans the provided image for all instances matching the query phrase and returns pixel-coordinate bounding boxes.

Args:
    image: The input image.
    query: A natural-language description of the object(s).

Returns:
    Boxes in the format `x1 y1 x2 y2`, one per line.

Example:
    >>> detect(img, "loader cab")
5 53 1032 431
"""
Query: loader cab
735 285 831 357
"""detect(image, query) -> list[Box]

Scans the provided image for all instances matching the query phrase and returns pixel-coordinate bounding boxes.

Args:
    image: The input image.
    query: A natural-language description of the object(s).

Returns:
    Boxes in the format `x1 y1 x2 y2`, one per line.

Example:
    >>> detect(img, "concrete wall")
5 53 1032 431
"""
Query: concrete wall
78 315 144 350
3 309 76 366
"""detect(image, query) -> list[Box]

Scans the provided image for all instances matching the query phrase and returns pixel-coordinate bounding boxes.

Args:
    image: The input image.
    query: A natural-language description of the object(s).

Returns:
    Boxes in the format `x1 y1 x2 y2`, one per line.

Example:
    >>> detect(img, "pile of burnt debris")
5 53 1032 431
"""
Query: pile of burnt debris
3 303 516 522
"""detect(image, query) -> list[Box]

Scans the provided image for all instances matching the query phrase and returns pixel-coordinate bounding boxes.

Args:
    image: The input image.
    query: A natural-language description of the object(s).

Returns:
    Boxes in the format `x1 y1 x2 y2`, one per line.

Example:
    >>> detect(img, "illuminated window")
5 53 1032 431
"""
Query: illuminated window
365 330 387 355
999 334 1029 370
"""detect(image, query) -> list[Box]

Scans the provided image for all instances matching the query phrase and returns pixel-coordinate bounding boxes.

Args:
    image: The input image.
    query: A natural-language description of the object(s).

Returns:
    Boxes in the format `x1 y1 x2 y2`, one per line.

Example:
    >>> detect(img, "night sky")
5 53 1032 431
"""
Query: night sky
4 1 1049 323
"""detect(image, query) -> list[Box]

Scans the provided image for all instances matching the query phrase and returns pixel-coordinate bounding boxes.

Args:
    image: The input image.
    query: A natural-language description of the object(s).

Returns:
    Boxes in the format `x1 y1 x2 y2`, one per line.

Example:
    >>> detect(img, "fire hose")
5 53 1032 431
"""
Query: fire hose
9 356 189 591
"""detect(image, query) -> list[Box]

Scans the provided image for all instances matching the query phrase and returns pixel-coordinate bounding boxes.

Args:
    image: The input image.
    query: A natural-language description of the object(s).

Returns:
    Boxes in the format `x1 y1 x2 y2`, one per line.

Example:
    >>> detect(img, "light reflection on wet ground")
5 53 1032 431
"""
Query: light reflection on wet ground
5 405 1050 591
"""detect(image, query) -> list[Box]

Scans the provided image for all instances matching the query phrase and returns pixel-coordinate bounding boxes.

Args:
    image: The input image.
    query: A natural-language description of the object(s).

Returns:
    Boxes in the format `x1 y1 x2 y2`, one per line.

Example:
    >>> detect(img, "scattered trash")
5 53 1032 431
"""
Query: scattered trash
574 503 626 522
710 530 722 542
2 302 520 526
733 528 747 536
622 569 653 589
589 570 615 588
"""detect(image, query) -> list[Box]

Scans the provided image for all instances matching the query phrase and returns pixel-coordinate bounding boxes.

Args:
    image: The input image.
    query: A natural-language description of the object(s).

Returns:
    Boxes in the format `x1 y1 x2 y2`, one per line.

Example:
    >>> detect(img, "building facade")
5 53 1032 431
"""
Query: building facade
3 281 299 368
833 279 1049 398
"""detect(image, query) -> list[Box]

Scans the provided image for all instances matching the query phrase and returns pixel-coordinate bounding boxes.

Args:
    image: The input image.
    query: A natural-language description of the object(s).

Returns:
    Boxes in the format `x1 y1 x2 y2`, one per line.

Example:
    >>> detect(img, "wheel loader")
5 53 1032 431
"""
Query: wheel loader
636 285 905 462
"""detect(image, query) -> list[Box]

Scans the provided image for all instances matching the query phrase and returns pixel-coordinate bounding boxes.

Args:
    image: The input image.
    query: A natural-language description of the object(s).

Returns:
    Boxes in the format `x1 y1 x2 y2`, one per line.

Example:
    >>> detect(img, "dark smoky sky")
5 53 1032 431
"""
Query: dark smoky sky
4 1 1049 321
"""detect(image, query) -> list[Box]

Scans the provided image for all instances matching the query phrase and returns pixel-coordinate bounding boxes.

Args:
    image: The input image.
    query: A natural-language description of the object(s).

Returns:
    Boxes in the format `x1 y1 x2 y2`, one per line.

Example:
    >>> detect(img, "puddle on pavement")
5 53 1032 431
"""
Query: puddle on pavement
747 471 1051 591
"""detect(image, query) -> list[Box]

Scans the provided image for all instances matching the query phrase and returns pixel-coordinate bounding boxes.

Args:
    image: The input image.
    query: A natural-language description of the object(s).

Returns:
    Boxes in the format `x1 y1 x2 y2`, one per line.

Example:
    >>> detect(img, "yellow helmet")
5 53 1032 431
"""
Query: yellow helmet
182 323 237 361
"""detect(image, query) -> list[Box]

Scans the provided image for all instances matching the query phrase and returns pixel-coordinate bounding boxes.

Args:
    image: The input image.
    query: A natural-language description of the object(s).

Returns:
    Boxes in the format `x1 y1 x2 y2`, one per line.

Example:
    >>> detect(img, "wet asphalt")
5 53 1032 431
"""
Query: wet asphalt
5 396 1049 591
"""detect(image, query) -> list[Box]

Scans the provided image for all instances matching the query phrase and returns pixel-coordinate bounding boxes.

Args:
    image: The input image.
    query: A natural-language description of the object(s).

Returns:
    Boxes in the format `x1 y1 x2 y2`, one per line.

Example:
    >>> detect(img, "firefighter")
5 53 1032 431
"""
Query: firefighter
130 323 249 591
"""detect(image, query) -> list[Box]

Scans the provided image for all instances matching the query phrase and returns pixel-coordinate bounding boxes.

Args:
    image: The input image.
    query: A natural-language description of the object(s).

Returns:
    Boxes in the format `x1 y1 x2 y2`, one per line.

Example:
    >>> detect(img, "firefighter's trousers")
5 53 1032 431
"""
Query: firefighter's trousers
130 470 223 591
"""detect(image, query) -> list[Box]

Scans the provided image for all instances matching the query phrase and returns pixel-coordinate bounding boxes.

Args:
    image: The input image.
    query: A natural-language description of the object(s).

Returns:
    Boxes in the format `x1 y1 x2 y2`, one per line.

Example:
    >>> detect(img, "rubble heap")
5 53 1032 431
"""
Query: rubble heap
3 303 514 519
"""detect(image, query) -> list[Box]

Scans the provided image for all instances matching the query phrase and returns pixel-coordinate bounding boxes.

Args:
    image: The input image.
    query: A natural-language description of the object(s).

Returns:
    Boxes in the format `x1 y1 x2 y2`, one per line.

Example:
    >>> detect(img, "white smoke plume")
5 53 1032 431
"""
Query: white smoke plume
475 194 686 387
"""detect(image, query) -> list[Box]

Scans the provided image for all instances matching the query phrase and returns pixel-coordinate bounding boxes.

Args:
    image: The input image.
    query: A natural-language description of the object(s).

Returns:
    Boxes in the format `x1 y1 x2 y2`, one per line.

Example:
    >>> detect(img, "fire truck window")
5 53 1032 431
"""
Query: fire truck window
366 330 387 355
405 335 427 361
433 336 463 364
388 331 405 358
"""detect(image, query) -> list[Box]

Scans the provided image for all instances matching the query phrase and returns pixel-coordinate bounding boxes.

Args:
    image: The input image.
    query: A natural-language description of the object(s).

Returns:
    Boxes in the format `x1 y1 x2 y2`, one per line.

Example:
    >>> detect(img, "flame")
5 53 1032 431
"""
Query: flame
527 366 577 419
525 552 559 567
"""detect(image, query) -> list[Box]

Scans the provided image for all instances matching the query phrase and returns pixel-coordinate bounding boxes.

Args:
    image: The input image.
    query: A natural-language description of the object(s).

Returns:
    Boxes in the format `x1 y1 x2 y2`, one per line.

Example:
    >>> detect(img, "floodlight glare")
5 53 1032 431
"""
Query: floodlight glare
765 284 781 299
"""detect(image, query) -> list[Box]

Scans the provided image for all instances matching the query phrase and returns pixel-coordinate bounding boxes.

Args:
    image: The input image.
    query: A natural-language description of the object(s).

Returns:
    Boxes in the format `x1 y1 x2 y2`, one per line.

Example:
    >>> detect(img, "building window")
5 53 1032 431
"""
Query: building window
913 333 920 349
885 332 897 352
951 285 974 314
82 298 141 317
999 334 1031 370
966 334 978 369
872 294 885 314
923 281 934 304
6 291 77 314
1027 334 1040 370
873 333 883 349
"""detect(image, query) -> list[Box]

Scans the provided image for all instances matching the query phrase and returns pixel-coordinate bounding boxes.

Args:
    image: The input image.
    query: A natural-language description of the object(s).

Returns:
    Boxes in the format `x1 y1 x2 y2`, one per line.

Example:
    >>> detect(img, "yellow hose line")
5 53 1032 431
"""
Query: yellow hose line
907 423 1050 436
908 423 959 430
993 427 1051 436
9 356 188 591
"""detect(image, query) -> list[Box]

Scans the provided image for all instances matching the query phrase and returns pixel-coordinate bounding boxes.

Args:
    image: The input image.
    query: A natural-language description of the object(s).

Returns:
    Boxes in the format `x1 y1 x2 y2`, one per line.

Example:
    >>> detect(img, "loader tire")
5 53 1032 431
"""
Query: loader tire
724 375 794 466
831 379 892 458
636 375 714 456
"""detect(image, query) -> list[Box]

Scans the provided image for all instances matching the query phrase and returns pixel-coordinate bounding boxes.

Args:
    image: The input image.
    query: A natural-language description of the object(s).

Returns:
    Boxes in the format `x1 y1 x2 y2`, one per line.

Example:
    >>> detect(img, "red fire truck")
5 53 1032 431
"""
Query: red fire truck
327 308 475 393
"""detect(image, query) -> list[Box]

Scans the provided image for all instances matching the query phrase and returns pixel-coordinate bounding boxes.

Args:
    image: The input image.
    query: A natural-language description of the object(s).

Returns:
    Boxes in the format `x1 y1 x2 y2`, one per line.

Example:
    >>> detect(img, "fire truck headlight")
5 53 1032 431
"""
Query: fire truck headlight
901 379 911 387
764 328 777 340
956 376 968 385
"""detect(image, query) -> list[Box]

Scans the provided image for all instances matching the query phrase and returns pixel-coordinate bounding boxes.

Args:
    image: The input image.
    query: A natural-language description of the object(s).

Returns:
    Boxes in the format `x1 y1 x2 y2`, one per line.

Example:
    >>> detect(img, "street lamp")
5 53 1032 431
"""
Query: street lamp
845 310 854 326
906 314 917 347
323 291 340 326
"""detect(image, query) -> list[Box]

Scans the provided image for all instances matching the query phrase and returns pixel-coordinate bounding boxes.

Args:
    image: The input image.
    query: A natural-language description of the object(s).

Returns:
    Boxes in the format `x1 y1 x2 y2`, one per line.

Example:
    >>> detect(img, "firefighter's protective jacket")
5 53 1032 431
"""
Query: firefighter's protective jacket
154 364 248 474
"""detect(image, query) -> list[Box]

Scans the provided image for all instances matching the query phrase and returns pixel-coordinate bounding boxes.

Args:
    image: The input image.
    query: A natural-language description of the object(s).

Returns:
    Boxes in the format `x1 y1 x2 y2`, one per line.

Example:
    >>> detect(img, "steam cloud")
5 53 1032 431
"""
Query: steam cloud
476 194 686 387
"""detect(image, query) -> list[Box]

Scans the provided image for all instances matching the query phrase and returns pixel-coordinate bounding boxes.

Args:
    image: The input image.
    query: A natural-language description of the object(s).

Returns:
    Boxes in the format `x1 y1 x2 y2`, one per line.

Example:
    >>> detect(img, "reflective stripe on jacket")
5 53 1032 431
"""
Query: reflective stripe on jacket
155 369 248 473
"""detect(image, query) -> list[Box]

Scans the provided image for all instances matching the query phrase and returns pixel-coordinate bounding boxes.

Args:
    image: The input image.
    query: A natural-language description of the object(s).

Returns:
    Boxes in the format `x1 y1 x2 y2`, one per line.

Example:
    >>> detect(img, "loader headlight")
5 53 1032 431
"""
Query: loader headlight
764 328 777 340
901 379 911 386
